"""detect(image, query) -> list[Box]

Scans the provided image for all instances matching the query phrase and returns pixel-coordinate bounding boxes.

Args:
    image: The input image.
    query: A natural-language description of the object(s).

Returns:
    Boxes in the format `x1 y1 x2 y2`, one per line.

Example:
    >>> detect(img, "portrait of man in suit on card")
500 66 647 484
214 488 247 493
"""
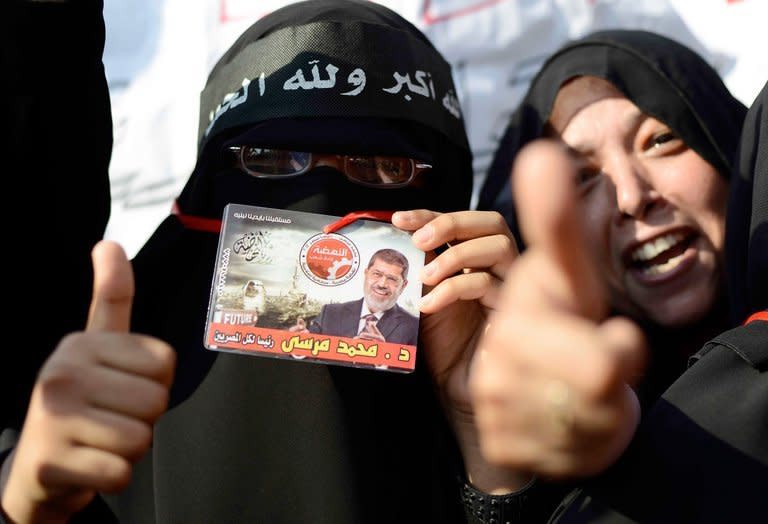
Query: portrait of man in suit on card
291 248 418 345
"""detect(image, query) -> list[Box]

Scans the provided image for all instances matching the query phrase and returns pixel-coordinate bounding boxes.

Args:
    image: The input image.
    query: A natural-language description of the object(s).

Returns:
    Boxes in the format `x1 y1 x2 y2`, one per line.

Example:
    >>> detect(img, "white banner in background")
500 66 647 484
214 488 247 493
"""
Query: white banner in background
103 0 767 256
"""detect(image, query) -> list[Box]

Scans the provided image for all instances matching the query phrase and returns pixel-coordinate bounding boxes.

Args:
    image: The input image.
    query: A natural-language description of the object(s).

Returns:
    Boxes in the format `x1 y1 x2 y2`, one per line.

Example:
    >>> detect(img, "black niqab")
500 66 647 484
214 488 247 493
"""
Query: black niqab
115 2 471 522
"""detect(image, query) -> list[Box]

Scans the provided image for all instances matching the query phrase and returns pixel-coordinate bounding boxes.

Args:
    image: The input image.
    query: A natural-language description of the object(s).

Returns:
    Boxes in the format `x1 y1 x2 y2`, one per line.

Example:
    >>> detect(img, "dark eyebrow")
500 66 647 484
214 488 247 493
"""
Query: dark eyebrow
622 108 648 145
565 107 648 156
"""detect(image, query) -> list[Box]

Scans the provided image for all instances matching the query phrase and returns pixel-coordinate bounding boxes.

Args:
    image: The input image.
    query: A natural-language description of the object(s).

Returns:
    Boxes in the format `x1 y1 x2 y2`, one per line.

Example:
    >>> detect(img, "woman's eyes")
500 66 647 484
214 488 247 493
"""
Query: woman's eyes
644 130 685 154
575 165 602 192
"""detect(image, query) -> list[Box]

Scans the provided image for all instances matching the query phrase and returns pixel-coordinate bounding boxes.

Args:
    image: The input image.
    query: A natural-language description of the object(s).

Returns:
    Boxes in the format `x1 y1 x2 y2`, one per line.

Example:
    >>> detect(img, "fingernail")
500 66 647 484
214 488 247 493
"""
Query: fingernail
392 211 405 223
412 225 433 244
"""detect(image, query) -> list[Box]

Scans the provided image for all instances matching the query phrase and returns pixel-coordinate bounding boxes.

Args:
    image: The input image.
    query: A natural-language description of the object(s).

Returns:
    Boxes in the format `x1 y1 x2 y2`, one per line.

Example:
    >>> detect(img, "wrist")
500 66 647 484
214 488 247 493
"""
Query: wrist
448 412 534 494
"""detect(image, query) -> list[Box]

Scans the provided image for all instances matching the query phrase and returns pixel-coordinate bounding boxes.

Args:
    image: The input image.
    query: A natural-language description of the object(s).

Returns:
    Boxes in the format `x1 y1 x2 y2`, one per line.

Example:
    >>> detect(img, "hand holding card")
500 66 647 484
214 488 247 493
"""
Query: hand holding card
205 205 426 372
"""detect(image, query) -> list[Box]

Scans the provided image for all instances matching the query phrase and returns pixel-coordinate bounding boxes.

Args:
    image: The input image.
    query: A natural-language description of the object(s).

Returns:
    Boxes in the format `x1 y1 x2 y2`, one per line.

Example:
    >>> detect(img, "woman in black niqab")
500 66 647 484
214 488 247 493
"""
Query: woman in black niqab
114 2 472 523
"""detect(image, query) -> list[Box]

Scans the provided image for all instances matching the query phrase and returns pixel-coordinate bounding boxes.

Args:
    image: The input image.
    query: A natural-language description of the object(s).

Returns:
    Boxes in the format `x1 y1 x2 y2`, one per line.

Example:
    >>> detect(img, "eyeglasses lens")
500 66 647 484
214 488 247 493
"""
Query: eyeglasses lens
242 148 311 175
346 156 412 185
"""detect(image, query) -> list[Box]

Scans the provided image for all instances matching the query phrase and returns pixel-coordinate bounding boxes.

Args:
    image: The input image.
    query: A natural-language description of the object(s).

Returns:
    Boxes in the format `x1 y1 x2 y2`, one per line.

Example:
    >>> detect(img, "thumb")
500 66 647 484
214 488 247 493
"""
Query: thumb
86 240 135 332
598 316 648 388
512 139 606 320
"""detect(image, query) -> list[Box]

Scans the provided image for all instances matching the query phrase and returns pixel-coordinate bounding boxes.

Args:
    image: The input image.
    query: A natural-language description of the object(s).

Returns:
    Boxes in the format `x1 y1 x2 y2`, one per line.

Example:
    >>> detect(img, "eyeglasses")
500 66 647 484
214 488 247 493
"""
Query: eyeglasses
229 146 432 188
367 269 403 286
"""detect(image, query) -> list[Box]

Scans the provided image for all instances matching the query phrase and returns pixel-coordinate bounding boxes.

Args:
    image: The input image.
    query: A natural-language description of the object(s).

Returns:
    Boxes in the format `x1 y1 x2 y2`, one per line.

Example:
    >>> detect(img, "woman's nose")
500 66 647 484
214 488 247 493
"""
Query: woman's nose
608 158 659 221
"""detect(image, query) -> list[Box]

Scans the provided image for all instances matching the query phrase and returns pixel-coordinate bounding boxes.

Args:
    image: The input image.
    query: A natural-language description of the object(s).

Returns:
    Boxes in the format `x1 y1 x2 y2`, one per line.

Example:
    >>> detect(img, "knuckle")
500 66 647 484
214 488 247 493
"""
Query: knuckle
582 357 621 399
141 389 170 421
438 277 459 298
440 246 460 270
439 213 459 238
494 234 515 256
488 212 508 232
53 332 96 362
149 384 171 416
38 360 85 395
156 342 177 370
58 332 86 351
143 338 176 373
123 422 154 460
474 271 494 290
99 460 133 493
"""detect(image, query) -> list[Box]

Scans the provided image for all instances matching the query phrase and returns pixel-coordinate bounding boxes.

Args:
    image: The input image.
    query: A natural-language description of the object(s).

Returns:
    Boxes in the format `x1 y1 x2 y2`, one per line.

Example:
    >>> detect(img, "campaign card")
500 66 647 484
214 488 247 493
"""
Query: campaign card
204 204 425 372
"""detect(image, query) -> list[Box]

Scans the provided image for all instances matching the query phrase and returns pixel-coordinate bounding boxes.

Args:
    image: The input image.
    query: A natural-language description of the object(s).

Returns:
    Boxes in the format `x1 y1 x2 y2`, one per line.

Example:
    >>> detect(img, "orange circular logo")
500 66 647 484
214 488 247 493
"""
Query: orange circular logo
300 233 360 286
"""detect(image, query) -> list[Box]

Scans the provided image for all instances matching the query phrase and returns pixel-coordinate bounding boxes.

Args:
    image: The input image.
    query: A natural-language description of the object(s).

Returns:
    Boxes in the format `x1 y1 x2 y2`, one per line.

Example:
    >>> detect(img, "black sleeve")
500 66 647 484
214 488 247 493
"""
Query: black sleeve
559 321 768 523
4 0 112 429
3 2 114 520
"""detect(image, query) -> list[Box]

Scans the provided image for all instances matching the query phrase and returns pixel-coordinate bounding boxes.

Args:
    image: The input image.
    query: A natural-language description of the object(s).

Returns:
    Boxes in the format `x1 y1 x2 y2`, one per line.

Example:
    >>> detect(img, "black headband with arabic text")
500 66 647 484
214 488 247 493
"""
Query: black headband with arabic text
198 20 468 154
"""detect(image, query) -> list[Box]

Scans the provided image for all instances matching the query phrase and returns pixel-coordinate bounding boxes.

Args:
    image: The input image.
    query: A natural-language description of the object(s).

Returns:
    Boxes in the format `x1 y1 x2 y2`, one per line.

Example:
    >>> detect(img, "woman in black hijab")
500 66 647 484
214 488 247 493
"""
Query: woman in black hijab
117 1 472 522
466 31 766 523
478 29 747 401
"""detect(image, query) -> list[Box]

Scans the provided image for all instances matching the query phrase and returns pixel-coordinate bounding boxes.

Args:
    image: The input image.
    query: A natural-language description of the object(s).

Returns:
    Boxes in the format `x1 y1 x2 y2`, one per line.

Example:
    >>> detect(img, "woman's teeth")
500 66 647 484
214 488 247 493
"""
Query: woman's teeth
640 252 687 275
630 232 690 276
631 233 685 262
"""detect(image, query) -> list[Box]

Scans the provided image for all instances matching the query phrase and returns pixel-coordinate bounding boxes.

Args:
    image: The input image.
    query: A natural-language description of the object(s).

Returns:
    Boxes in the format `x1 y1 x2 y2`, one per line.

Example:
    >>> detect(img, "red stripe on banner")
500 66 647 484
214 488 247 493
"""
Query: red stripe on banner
744 310 768 325
422 0 508 26
172 201 222 234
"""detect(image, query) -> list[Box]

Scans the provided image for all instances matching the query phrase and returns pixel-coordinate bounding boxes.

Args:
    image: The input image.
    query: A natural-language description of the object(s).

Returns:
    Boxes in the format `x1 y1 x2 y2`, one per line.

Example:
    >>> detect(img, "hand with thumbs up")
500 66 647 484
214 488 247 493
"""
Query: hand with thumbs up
0 241 175 523
469 141 647 479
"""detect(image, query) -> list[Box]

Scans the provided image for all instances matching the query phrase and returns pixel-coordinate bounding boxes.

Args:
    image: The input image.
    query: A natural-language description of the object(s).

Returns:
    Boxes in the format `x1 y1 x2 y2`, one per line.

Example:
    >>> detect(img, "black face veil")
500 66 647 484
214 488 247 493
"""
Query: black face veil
479 30 747 247
133 0 473 406
120 5 472 522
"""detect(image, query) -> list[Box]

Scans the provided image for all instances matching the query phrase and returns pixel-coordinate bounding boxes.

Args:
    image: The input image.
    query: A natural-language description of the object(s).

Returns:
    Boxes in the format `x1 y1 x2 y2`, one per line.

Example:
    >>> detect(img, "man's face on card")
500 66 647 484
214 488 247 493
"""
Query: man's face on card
363 258 407 313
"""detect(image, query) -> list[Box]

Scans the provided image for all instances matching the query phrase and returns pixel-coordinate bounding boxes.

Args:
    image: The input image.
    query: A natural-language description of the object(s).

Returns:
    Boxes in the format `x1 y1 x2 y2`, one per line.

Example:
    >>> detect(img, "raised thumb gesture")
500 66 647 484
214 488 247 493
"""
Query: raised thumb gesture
86 241 135 332
469 141 646 478
514 141 607 321
1 241 175 523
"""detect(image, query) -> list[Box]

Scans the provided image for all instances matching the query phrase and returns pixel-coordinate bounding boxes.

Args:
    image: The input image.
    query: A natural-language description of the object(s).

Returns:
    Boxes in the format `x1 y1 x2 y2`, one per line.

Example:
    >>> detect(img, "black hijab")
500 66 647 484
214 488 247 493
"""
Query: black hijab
118 2 471 522
478 30 748 404
727 80 768 323
178 0 471 220
479 30 747 248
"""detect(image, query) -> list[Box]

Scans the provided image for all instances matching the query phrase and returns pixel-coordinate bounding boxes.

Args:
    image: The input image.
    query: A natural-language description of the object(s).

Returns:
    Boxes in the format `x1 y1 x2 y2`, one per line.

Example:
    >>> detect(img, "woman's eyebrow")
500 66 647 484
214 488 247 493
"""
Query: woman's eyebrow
620 108 647 136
